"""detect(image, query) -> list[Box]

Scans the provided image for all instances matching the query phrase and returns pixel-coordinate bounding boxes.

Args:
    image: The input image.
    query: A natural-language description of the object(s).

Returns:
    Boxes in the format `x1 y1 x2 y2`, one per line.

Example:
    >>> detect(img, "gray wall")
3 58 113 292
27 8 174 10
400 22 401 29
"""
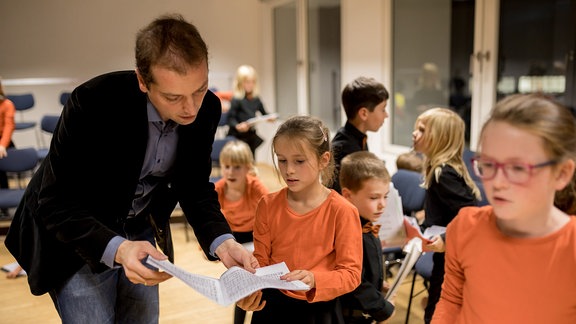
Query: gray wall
0 0 264 148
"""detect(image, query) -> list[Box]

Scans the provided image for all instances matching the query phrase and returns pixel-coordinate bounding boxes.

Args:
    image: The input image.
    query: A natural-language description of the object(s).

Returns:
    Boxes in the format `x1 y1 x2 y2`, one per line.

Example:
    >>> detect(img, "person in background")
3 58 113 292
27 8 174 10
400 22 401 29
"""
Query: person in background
331 76 389 193
238 115 363 324
0 80 16 181
213 140 269 324
412 107 481 323
339 151 395 324
226 64 271 158
4 14 256 324
396 151 424 173
432 94 576 324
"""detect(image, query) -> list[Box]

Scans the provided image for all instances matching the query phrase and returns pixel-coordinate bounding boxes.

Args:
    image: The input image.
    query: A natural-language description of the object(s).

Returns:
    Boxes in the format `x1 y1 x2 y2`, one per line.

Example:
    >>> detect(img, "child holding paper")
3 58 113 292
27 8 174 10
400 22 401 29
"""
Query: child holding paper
237 115 363 323
226 65 274 158
412 108 481 323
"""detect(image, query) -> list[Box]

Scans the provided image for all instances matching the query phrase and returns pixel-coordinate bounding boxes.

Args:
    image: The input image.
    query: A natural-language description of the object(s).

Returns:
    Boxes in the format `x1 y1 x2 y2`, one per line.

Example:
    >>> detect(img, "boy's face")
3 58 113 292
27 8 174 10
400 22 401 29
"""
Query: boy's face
365 100 389 132
344 178 390 223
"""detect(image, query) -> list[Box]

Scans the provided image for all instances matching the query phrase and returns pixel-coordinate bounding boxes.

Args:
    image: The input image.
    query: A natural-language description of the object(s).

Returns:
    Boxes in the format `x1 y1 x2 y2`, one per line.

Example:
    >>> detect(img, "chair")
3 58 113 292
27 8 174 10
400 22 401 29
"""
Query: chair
37 115 60 161
210 135 236 180
6 94 37 131
405 251 434 323
60 92 71 106
0 148 38 231
391 169 426 217
215 110 229 139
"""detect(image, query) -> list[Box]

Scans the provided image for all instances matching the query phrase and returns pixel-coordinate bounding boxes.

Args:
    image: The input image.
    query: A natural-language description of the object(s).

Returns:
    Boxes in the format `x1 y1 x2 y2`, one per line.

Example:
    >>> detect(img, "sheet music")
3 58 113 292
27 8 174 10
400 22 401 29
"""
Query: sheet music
146 257 309 306
376 183 406 248
385 237 423 300
245 113 278 126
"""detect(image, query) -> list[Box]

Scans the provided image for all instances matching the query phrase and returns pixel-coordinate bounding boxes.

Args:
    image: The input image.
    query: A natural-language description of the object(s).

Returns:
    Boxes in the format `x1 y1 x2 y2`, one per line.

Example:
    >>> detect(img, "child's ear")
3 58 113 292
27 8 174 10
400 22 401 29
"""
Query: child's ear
555 159 576 191
358 107 369 120
341 187 352 199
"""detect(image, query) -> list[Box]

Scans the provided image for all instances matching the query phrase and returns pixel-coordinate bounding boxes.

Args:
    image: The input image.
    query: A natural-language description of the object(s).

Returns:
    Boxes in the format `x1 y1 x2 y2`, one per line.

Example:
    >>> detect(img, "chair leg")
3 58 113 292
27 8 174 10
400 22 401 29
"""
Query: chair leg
405 269 418 324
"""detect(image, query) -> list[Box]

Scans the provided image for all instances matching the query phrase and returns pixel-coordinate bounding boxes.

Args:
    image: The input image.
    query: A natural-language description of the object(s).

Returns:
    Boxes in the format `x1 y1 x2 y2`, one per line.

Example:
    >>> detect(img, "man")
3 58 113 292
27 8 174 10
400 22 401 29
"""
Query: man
5 14 257 323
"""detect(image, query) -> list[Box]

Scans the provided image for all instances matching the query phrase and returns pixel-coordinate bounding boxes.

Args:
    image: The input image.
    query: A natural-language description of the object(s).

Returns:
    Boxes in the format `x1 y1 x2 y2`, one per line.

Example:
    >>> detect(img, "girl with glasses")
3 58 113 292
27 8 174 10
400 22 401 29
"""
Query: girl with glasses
433 94 576 323
411 107 482 323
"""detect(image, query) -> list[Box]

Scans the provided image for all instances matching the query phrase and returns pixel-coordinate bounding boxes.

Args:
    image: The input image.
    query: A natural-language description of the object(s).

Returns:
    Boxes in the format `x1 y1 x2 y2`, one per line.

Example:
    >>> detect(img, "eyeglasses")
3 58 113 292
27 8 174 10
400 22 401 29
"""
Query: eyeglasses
471 157 557 184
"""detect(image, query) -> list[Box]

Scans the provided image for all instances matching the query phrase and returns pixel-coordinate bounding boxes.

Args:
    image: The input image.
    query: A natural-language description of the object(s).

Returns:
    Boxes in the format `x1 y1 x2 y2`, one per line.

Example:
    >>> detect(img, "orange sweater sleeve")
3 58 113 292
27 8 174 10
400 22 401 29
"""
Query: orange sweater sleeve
0 99 15 148
253 189 363 302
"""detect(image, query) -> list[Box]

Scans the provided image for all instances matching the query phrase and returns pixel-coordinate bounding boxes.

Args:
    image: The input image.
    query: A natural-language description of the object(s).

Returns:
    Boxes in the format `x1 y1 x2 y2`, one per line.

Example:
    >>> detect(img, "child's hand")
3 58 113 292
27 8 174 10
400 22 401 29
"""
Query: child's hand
237 291 266 311
236 122 250 133
426 235 445 252
281 269 315 289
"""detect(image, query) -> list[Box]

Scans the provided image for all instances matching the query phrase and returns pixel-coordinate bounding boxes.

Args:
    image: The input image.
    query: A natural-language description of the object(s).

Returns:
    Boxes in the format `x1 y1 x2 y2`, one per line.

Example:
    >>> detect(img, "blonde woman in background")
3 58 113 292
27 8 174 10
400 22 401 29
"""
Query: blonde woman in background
226 65 272 158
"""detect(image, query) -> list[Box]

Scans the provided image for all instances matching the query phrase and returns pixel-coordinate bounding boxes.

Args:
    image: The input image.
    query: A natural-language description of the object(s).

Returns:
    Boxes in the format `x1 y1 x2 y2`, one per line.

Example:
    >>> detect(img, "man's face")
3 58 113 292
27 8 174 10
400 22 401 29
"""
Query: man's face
136 63 209 125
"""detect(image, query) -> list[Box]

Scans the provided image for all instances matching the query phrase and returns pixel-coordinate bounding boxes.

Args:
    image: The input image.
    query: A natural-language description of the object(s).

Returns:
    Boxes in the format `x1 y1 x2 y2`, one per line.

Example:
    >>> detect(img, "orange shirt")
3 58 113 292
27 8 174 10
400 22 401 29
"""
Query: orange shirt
253 188 363 302
433 206 576 324
214 175 269 232
0 99 15 148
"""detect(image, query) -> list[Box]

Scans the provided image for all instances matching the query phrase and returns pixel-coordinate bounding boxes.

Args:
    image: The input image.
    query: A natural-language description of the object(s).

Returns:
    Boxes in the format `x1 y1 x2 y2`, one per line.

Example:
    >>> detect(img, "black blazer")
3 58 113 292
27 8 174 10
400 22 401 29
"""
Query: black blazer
5 71 232 296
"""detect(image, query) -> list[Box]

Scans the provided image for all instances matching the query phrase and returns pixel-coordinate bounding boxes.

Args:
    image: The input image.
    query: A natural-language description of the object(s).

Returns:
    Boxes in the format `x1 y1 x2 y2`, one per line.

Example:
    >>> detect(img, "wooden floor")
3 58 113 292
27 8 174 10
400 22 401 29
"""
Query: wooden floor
0 163 426 323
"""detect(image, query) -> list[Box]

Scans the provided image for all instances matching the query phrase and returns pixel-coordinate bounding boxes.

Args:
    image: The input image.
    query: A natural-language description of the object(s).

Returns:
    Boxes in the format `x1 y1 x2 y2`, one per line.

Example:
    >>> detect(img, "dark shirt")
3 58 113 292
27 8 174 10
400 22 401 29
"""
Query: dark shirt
226 96 267 136
422 164 478 230
340 218 395 322
330 121 367 193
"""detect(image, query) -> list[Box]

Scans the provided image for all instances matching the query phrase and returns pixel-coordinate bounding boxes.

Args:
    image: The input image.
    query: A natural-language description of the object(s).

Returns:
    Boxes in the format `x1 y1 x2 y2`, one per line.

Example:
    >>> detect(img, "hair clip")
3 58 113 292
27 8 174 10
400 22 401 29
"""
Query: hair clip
319 125 327 142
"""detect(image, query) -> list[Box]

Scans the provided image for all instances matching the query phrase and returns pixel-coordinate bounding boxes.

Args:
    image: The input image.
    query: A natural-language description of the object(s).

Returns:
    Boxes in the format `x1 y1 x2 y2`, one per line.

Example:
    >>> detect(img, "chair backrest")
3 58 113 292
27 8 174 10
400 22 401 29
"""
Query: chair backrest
6 93 34 111
211 136 236 165
414 251 434 279
391 169 426 216
0 148 39 173
41 115 60 133
60 92 71 106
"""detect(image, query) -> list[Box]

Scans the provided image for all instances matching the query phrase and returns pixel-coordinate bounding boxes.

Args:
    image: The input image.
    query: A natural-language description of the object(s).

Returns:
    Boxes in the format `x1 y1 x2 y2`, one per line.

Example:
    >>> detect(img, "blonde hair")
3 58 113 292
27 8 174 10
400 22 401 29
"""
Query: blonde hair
219 140 256 176
480 93 576 214
416 107 481 200
272 115 335 187
232 64 260 99
340 151 390 192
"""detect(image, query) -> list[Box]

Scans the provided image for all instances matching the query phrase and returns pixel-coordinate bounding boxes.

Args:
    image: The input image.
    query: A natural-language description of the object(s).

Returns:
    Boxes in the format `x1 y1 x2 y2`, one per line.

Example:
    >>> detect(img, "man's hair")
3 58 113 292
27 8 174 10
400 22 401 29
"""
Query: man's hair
135 13 208 87
340 151 390 192
341 76 389 120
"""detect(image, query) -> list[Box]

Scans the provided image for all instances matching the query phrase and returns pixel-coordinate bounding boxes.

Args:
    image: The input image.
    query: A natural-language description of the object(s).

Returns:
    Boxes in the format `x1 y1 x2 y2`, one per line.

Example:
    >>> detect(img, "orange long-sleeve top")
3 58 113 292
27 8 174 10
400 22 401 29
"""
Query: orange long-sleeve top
253 188 363 303
214 174 269 232
0 99 15 148
433 206 576 324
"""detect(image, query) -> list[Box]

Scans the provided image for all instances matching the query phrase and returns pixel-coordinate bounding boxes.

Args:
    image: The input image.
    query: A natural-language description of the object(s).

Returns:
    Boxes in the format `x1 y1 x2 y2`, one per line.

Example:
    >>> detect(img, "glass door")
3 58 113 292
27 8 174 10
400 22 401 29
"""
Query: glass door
391 0 475 147
496 0 576 109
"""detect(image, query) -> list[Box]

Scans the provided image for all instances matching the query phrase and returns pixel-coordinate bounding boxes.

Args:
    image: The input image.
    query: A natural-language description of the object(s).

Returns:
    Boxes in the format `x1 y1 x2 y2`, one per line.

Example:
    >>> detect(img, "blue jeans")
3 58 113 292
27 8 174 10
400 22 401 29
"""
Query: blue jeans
49 224 159 324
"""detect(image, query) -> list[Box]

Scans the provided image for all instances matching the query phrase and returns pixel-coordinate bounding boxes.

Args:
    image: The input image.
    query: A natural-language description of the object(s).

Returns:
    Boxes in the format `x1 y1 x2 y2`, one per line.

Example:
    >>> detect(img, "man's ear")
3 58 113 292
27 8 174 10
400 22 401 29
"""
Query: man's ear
135 69 148 93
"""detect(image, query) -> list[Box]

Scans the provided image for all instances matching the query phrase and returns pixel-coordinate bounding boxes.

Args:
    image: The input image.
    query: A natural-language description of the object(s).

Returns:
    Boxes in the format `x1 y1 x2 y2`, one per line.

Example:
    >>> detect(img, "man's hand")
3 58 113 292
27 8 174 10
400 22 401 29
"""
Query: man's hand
215 239 259 272
115 240 172 286
0 146 7 159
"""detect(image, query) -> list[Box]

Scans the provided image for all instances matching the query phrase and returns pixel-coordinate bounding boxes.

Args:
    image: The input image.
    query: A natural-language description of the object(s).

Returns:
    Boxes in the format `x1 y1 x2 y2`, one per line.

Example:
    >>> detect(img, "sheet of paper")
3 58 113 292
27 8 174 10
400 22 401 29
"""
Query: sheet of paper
376 183 406 248
146 257 308 306
385 237 423 300
245 113 278 126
